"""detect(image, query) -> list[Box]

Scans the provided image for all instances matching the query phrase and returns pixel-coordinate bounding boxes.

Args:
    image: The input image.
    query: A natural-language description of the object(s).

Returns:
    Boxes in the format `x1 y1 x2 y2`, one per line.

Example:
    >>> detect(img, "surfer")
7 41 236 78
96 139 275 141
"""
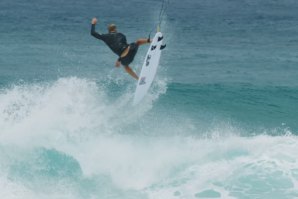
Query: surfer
90 18 150 80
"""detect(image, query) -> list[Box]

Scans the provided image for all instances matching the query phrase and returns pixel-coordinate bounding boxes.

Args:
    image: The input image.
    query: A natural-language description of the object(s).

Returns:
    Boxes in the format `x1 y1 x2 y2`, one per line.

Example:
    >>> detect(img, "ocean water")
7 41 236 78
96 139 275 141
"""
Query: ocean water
1 0 298 198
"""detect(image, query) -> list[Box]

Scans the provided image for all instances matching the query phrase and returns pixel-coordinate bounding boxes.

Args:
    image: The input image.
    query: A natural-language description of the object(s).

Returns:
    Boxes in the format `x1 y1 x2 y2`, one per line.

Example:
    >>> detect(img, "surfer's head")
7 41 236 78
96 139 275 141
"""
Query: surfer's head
108 24 117 33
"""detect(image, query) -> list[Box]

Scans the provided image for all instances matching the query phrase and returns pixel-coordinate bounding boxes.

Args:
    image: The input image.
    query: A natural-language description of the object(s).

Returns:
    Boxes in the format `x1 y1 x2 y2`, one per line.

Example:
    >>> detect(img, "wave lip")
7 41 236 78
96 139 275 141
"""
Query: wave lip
0 77 108 145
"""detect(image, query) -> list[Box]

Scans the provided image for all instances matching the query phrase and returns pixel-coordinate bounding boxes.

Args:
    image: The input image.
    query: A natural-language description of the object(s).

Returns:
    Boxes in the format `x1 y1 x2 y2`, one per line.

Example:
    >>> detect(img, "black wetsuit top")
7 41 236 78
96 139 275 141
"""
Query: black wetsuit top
91 24 128 57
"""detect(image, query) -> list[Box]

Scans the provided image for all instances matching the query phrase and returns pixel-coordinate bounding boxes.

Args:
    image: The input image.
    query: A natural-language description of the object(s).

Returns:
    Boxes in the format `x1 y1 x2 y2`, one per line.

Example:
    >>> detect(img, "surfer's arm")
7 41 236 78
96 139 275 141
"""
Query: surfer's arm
90 18 102 40
91 24 103 40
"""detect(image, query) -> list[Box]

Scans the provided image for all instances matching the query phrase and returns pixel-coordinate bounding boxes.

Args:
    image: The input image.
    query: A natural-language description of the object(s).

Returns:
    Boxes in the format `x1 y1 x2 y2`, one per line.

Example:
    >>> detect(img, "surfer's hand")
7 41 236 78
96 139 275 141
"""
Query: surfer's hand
115 60 121 67
91 18 97 24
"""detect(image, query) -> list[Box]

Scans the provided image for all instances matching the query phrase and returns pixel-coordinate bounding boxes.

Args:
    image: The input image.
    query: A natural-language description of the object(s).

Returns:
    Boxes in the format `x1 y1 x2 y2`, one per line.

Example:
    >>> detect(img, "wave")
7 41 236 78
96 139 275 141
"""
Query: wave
1 134 298 199
158 82 298 134
0 77 297 199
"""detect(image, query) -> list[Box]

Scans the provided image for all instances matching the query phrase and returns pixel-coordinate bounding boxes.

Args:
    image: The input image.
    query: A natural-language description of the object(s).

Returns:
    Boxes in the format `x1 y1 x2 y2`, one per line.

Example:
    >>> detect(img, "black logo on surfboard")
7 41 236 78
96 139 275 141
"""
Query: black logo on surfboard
151 45 157 51
146 55 151 66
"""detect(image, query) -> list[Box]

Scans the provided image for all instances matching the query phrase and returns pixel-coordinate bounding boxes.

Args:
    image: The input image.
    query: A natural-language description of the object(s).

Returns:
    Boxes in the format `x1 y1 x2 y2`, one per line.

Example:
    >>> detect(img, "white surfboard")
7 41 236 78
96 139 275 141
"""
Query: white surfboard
133 32 165 105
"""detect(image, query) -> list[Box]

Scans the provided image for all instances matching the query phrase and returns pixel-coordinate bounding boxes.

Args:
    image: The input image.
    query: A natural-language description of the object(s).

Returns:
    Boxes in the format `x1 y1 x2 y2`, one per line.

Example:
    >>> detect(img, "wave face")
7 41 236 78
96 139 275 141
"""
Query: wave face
1 0 298 198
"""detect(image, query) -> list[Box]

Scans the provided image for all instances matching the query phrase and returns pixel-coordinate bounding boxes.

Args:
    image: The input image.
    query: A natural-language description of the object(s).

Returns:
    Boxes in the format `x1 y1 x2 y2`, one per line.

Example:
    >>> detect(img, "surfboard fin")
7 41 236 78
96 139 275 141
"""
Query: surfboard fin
158 36 164 42
151 45 157 51
160 44 166 50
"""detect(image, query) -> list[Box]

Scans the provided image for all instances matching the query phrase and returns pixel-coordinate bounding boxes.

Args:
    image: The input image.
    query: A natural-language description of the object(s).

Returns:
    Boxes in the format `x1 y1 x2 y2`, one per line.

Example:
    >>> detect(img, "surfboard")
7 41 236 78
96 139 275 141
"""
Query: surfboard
133 32 165 105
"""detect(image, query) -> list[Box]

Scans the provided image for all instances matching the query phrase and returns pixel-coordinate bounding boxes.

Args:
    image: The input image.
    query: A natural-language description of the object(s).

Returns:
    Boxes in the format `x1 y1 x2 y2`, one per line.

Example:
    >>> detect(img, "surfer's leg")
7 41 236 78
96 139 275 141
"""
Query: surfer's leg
136 39 150 46
124 66 139 80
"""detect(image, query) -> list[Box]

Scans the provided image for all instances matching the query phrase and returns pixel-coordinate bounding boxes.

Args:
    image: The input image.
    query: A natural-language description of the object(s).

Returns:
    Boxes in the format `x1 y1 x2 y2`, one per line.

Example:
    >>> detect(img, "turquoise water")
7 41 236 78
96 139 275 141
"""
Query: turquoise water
1 0 298 198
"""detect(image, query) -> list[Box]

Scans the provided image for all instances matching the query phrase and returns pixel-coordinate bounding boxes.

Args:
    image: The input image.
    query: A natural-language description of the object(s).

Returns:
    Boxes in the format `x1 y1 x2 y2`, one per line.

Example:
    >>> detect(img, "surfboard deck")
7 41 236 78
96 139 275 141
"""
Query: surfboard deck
133 32 165 105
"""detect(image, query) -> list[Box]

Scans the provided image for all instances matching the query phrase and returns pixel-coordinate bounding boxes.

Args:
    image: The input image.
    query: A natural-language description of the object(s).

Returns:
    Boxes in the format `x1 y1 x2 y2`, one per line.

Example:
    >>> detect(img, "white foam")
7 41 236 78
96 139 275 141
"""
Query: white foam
0 176 36 199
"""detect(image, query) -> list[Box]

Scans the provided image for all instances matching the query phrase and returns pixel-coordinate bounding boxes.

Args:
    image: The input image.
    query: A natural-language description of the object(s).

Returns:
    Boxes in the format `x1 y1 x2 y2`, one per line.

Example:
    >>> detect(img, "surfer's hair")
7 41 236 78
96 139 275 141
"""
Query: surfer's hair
108 24 117 33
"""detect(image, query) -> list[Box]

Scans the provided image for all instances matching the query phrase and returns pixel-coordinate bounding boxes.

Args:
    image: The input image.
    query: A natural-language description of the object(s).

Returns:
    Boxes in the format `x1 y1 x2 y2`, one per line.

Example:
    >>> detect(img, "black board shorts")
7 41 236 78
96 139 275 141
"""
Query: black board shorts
120 42 139 66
